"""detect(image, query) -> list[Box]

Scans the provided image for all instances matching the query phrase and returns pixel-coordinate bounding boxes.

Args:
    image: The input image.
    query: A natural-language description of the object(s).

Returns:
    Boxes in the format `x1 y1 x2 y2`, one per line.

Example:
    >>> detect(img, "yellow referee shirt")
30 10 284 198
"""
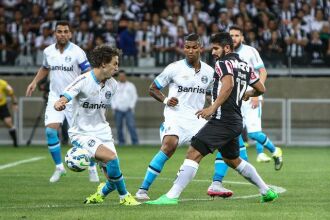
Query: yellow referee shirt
0 79 14 106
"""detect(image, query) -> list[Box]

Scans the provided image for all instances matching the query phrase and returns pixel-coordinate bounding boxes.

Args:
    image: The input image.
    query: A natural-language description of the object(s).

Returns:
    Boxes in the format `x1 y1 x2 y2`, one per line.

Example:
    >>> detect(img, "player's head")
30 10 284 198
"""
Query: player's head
229 25 243 50
90 45 120 79
183 33 202 64
210 32 234 60
55 20 71 46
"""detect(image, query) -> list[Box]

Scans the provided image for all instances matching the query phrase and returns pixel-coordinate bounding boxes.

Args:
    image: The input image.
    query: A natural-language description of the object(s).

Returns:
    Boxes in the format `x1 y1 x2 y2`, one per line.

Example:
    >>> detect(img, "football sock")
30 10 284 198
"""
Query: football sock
140 150 169 190
256 143 264 154
239 135 248 161
46 127 62 165
166 159 199 199
101 181 117 197
9 128 17 147
89 160 96 167
106 158 127 196
235 160 269 194
248 132 276 153
213 152 228 182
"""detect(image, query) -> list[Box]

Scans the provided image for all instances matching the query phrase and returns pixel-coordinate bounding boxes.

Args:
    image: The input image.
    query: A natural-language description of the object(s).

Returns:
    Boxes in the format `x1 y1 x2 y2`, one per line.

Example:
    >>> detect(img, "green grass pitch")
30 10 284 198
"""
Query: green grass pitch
0 145 329 220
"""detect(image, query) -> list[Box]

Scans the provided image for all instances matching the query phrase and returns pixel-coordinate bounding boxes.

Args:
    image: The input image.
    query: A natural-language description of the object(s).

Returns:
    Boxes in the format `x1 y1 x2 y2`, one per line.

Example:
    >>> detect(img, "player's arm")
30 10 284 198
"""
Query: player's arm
196 75 233 119
149 82 178 107
204 91 212 108
243 80 265 101
54 96 69 111
26 67 49 96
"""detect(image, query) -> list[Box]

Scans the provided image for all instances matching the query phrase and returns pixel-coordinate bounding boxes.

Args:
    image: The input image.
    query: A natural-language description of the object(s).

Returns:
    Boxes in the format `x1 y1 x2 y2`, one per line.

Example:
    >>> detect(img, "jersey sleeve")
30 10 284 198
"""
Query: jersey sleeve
250 47 265 70
153 63 175 89
76 48 91 72
248 68 260 86
42 50 50 69
62 75 87 101
215 60 234 79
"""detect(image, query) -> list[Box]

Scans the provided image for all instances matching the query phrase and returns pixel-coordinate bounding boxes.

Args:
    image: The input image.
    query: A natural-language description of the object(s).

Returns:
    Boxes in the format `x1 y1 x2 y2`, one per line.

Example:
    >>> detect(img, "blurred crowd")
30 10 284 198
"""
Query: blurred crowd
1 0 330 68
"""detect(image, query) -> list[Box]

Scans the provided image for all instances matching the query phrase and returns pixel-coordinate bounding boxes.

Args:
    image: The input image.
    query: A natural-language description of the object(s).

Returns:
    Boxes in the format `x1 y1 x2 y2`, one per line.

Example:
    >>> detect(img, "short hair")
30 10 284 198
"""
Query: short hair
229 25 243 34
55 20 70 29
89 45 120 68
210 32 234 50
184 33 201 45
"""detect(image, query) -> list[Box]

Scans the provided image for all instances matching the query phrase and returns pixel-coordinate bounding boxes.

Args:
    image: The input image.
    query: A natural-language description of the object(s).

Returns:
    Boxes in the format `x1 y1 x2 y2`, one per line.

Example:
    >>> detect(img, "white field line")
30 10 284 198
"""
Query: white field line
0 175 286 209
0 156 45 170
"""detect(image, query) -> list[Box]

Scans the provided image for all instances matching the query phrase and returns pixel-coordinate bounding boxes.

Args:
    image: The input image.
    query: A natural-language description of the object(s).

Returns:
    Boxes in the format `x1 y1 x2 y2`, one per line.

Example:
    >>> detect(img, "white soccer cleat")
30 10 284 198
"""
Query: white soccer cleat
207 181 233 198
49 168 66 183
135 189 150 200
88 166 100 182
256 153 271 163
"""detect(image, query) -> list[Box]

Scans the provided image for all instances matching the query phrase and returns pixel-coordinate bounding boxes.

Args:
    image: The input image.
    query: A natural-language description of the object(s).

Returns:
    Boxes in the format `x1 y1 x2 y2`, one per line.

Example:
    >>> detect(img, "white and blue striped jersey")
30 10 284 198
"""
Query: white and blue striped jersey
62 71 117 138
154 59 214 121
42 42 90 99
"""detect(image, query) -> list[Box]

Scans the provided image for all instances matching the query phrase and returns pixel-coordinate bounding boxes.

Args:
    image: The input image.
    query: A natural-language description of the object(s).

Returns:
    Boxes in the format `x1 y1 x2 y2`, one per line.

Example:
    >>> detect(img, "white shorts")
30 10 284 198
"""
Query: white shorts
44 96 73 126
70 134 117 159
241 100 262 133
160 117 207 146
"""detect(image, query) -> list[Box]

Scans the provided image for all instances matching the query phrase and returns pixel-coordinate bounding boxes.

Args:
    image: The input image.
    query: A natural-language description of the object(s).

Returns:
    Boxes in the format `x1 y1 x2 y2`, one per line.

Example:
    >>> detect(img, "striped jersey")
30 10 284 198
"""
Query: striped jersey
213 53 259 120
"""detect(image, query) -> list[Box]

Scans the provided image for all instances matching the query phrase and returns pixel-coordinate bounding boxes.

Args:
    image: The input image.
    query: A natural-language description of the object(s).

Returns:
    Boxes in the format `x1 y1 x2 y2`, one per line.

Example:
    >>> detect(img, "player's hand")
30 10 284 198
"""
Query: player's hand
195 106 215 119
54 100 66 111
250 97 260 109
26 82 36 96
166 97 179 107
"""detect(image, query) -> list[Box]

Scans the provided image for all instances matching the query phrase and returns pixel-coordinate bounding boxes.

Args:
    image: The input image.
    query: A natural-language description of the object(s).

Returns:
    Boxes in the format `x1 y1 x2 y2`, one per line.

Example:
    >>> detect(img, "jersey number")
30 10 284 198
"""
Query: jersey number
236 78 247 105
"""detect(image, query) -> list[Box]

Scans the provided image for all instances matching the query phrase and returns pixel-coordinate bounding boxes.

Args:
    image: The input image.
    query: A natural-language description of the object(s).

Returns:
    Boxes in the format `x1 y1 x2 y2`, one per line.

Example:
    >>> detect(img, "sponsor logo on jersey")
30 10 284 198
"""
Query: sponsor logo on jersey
87 139 96 147
201 75 208 84
82 102 111 109
178 86 205 94
105 91 111 99
65 56 72 63
229 60 250 72
51 64 74 71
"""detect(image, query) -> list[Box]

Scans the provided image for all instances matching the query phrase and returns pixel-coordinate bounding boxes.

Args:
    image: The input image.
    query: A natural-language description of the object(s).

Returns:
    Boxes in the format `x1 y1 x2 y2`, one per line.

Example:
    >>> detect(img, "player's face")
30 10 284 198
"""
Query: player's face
184 40 201 64
103 56 119 79
229 29 243 50
211 43 225 60
55 25 71 46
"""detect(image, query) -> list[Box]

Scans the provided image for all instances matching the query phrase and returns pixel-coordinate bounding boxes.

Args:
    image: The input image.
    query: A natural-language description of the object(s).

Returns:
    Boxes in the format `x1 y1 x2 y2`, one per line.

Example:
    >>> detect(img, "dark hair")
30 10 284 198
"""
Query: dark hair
55 20 70 29
184 33 201 44
210 32 234 50
89 45 120 68
229 25 243 33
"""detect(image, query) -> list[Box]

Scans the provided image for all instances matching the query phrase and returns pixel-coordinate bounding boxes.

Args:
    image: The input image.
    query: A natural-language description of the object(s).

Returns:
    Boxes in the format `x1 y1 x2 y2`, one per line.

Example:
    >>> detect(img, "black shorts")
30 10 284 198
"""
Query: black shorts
0 104 11 120
191 118 242 159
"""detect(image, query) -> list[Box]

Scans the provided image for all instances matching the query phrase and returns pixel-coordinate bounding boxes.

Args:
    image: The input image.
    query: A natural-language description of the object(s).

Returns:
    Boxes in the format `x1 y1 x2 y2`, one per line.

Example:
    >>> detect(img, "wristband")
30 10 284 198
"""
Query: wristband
163 97 169 105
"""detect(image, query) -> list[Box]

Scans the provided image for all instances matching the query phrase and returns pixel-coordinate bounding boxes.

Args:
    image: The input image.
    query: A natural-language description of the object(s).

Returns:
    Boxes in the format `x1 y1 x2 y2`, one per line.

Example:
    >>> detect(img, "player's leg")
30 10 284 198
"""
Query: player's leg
209 135 247 197
136 133 178 200
114 110 125 145
1 105 17 147
125 109 139 145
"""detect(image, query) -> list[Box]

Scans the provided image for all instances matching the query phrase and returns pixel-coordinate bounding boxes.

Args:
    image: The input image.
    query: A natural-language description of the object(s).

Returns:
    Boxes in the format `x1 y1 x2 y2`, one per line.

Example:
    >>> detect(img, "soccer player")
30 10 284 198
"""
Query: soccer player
135 34 214 200
26 20 99 183
146 32 278 205
207 25 283 197
54 45 140 206
0 79 18 147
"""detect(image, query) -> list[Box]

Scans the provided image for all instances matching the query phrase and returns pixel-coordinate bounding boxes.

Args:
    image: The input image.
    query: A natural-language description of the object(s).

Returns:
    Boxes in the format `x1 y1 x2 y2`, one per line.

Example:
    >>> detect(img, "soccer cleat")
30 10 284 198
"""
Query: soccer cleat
88 167 100 182
49 168 66 183
135 189 150 200
207 181 233 198
261 189 279 203
120 193 141 206
84 182 106 204
256 153 271 163
145 194 178 205
272 147 283 171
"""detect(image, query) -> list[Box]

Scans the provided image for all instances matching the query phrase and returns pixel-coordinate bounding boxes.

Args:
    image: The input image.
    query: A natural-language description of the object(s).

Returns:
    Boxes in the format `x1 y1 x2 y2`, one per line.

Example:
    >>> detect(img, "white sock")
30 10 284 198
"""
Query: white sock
56 163 65 170
235 160 269 194
166 159 199 199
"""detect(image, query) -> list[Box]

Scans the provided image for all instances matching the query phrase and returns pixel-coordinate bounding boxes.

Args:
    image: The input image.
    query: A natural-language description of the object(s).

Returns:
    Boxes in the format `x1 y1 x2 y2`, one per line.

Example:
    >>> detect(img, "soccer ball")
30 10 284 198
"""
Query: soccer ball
65 147 91 172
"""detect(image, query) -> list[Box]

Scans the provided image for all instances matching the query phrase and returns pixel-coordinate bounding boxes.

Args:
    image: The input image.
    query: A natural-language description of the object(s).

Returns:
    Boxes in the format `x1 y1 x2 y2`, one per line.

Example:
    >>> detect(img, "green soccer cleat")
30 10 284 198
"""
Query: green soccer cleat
84 182 106 204
145 194 178 205
261 189 279 203
120 193 141 206
272 147 283 171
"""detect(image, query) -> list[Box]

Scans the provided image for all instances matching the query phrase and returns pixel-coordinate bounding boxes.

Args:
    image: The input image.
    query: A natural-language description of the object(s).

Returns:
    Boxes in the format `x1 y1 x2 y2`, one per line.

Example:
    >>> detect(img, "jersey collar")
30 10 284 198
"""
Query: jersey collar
55 42 71 51
91 70 100 84
235 43 243 53
184 59 201 73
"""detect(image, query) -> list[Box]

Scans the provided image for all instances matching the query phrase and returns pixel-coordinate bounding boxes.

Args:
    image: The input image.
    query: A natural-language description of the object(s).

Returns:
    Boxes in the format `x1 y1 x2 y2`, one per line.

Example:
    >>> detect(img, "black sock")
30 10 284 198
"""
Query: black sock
9 128 17 147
